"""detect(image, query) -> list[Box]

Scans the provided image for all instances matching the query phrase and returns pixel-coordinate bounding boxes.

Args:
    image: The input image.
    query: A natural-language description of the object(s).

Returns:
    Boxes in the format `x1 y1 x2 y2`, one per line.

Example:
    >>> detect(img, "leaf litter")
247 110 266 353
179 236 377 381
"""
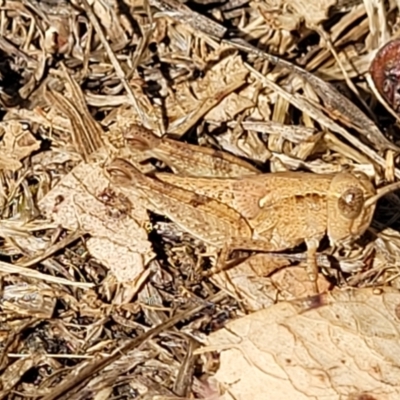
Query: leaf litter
1 0 400 399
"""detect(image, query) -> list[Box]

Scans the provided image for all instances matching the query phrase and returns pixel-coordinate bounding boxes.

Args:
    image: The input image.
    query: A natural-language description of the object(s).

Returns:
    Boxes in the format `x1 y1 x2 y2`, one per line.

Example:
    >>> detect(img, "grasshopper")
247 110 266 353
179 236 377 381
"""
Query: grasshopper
103 126 398 292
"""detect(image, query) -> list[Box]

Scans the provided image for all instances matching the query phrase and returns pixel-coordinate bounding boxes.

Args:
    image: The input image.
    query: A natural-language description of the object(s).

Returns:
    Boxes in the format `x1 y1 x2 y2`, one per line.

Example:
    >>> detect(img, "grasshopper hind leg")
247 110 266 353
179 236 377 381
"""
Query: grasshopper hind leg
305 238 322 294
201 238 287 278
201 244 232 277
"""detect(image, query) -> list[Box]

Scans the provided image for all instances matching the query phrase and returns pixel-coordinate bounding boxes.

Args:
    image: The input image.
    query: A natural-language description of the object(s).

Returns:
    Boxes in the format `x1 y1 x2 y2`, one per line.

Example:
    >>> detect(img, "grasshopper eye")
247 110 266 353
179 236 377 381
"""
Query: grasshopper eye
338 187 364 219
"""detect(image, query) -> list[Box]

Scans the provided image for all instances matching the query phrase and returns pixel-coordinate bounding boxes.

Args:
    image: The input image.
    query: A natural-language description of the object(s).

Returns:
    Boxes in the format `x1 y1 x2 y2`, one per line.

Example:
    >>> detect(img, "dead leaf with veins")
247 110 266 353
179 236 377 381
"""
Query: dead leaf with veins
204 287 400 400
38 158 154 282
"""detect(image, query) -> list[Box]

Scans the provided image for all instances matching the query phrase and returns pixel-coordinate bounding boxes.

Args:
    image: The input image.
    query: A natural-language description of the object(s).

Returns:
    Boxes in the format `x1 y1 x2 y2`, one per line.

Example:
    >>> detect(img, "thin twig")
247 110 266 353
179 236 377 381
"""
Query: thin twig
79 0 149 128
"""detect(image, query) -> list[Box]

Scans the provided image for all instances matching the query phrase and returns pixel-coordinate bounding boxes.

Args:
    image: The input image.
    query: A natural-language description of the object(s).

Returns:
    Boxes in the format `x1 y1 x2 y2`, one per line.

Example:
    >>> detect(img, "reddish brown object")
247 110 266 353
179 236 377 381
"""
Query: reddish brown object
370 39 400 113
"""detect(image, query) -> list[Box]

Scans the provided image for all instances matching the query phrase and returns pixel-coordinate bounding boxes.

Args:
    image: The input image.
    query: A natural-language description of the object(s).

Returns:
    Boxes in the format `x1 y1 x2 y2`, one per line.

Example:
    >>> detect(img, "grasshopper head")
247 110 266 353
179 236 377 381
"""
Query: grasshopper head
327 172 376 247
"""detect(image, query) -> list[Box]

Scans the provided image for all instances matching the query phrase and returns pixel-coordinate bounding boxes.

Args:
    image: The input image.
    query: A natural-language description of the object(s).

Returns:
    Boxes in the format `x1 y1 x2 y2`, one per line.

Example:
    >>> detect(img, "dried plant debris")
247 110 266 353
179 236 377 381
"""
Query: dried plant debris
0 121 40 171
2 0 400 398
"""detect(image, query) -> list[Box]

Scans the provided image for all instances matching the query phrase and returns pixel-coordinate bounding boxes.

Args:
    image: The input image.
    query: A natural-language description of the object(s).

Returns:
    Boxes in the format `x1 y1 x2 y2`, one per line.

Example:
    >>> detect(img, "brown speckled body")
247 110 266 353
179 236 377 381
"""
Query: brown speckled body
106 126 381 290
155 171 376 250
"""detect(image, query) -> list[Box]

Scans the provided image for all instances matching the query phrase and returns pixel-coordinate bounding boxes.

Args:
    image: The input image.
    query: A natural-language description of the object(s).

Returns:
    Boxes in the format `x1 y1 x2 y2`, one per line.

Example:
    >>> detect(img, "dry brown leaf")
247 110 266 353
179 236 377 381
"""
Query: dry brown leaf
206 83 273 162
270 265 331 298
166 54 249 136
285 0 338 26
211 254 330 312
215 128 271 163
91 0 129 46
251 0 338 28
251 1 301 31
101 99 164 137
205 92 254 123
38 156 154 283
205 287 400 399
211 254 289 311
0 121 40 171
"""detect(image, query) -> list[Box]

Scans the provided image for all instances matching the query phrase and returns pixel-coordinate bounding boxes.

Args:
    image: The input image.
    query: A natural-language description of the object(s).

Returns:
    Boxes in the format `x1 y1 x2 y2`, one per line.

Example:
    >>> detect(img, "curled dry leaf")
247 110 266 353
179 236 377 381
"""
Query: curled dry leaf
282 0 338 26
166 54 249 136
211 254 291 311
101 99 164 141
0 121 40 171
204 88 255 123
206 83 273 163
211 254 330 312
38 0 75 55
91 0 128 47
206 287 400 400
364 226 400 286
215 125 272 164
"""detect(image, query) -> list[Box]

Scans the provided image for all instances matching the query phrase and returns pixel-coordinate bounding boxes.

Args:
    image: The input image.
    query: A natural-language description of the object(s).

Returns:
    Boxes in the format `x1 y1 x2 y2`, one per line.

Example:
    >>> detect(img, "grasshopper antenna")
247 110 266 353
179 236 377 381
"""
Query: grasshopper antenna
364 181 400 208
